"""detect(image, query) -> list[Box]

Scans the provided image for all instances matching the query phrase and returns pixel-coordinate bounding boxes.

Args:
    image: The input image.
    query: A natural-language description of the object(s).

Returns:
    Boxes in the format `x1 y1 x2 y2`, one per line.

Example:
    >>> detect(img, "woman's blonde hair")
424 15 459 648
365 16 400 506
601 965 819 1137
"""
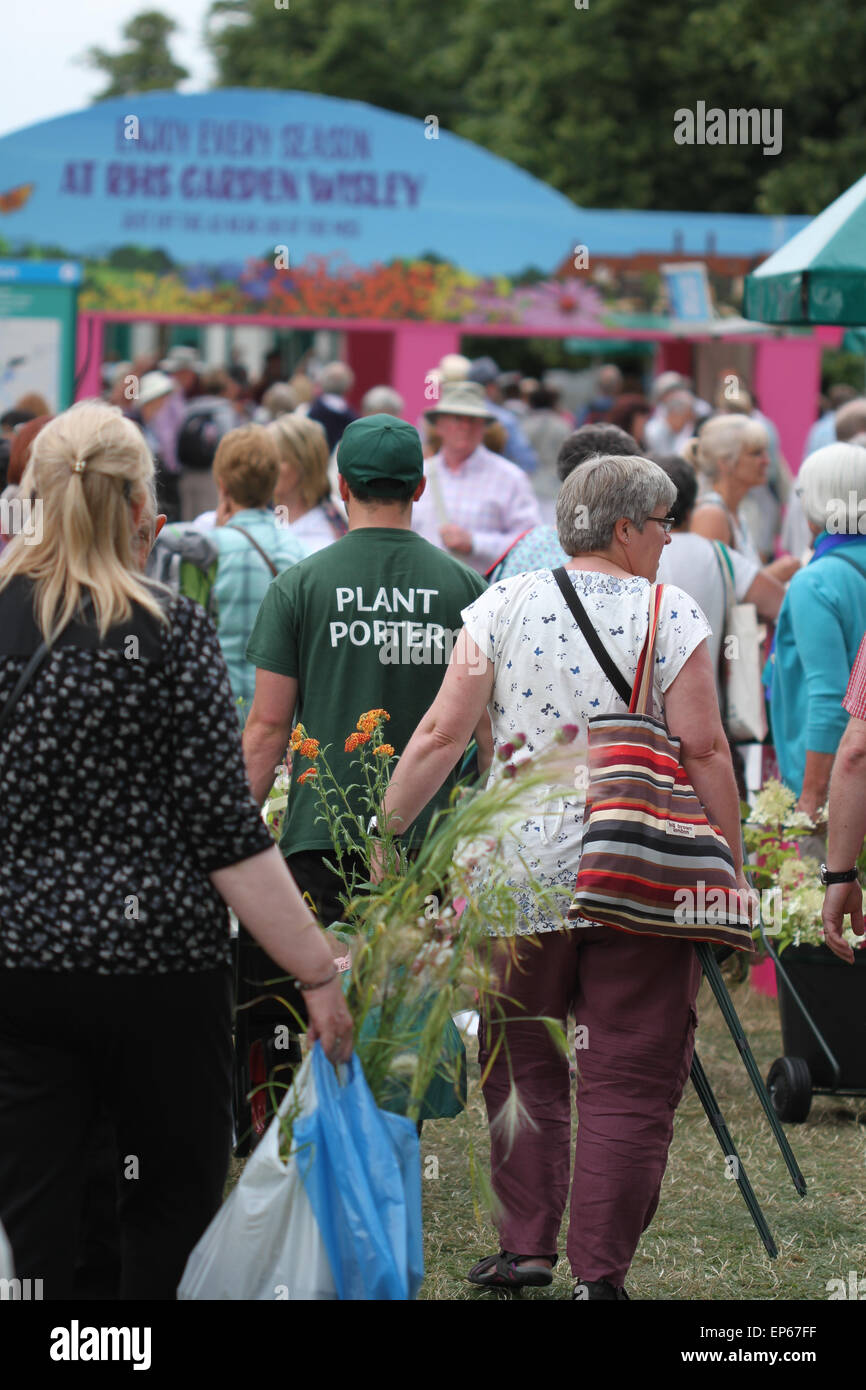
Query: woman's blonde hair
0 399 167 642
267 414 330 509
696 414 767 483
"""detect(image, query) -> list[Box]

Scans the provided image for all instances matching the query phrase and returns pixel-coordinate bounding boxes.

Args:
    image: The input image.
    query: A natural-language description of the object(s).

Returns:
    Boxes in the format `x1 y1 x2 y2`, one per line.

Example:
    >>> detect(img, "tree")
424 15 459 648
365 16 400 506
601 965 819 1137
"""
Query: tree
83 11 189 100
205 0 866 215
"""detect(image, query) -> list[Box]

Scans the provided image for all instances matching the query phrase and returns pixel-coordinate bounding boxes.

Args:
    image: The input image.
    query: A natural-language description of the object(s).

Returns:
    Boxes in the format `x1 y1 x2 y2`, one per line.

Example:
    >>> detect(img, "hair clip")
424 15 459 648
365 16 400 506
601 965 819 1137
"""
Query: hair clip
72 458 87 474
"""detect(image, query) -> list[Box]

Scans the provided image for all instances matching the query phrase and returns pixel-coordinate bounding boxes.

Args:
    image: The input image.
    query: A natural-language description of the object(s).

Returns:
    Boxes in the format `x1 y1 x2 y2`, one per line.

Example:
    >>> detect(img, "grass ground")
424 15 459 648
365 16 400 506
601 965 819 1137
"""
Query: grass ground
417 977 866 1301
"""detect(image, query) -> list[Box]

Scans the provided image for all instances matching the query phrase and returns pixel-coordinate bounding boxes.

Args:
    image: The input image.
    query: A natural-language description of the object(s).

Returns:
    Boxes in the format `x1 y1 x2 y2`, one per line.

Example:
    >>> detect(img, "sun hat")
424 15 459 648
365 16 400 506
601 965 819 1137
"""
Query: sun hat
137 371 176 406
159 346 204 374
424 381 496 422
337 414 424 494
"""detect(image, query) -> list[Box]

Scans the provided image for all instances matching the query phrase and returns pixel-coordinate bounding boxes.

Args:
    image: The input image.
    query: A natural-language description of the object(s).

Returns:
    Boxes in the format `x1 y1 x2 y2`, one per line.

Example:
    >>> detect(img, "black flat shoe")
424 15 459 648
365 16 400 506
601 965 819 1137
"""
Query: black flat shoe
467 1251 556 1289
572 1278 630 1300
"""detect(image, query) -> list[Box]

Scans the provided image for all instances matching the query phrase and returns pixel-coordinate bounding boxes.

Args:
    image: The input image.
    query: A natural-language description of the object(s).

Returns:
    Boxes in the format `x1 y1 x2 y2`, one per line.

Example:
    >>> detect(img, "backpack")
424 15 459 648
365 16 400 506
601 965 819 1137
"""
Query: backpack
177 400 234 472
147 525 219 623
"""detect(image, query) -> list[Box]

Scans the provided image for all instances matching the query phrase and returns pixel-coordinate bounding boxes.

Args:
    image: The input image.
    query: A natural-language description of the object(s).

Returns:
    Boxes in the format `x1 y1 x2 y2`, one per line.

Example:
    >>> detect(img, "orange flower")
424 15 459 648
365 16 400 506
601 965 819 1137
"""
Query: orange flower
372 744 395 757
345 731 372 753
297 767 317 785
298 738 320 759
357 708 390 733
289 725 306 751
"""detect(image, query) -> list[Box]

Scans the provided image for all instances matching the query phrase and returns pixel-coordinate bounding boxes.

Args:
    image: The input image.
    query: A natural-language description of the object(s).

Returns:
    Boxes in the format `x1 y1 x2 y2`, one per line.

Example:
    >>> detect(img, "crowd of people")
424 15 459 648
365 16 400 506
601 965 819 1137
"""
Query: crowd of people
2 345 866 1302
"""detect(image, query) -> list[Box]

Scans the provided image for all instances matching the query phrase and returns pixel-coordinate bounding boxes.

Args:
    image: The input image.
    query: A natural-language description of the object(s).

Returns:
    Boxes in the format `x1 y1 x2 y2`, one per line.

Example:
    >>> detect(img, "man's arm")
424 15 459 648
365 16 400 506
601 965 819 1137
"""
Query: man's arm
822 715 866 961
242 669 298 805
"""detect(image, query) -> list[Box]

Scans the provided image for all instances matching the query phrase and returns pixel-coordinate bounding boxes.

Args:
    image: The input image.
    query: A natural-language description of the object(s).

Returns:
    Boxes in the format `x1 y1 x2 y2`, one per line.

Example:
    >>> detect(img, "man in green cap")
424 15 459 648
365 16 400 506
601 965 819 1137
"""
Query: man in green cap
242 414 491 924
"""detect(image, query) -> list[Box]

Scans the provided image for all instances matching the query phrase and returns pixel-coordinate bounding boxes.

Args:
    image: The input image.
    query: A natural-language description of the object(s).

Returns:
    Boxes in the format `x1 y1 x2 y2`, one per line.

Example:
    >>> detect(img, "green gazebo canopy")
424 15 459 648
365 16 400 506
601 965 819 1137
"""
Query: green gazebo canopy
744 171 866 325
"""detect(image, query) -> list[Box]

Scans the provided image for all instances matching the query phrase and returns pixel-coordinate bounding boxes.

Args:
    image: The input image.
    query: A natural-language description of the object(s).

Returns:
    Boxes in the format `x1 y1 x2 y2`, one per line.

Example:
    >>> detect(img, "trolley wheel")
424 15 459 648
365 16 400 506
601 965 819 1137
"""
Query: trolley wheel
767 1056 812 1123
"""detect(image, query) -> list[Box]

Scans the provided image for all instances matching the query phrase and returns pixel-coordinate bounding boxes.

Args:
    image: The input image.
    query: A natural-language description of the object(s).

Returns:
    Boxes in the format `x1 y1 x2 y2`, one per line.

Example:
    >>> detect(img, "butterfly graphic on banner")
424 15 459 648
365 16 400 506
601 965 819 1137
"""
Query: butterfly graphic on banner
0 184 35 214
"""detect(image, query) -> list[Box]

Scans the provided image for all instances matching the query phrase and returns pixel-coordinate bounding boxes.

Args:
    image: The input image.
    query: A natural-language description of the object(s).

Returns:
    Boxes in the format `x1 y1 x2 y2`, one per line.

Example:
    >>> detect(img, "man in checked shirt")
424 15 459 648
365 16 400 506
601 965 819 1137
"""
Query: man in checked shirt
412 381 541 574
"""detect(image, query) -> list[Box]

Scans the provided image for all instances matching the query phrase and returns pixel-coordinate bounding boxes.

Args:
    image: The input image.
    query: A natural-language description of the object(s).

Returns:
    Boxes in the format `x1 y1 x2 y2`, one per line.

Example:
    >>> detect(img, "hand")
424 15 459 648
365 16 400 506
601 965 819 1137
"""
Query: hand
767 555 801 584
305 978 353 1064
822 880 865 964
439 523 473 554
794 795 822 824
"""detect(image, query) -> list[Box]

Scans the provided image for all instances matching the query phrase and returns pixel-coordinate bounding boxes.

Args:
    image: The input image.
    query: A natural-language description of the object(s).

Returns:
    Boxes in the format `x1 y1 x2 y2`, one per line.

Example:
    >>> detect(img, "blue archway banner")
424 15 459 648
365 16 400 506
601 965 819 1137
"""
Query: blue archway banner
0 90 808 325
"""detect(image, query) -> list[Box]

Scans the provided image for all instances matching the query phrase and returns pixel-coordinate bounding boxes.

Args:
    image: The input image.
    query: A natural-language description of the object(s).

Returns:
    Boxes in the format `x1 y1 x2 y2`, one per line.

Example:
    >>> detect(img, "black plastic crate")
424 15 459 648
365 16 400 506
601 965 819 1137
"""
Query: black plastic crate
775 944 866 1089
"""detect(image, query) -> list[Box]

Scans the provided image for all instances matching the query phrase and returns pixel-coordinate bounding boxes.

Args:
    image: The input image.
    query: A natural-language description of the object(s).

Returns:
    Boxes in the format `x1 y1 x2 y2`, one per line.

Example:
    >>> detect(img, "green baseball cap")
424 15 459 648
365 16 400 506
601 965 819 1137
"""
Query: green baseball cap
337 414 424 495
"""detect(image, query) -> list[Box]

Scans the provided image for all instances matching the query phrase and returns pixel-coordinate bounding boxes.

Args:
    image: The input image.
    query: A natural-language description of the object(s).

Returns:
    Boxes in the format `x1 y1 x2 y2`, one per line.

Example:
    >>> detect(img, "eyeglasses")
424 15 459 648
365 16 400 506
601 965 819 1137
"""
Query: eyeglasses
645 514 676 534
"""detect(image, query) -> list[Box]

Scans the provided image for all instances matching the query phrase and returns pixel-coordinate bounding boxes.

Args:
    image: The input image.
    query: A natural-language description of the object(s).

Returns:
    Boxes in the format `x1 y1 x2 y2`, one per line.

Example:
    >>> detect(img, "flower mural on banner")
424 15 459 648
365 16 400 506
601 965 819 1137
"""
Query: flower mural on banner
80 252 609 325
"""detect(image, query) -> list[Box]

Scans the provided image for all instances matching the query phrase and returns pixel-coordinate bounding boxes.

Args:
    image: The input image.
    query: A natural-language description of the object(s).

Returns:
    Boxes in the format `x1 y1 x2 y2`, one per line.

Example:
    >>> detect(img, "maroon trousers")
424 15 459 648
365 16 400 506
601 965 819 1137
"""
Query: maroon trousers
477 925 702 1286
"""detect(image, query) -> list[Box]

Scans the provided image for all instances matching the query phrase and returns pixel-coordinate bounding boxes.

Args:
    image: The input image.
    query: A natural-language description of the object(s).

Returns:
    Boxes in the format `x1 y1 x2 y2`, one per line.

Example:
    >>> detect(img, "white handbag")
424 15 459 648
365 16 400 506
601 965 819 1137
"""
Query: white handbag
713 541 768 744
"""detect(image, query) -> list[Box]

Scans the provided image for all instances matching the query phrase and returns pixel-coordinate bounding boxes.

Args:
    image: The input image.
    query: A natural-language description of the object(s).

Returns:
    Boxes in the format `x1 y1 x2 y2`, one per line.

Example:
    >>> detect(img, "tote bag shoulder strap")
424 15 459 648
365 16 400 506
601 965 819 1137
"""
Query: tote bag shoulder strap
226 523 279 577
552 568 662 714
629 584 663 717
552 567 631 704
711 540 736 611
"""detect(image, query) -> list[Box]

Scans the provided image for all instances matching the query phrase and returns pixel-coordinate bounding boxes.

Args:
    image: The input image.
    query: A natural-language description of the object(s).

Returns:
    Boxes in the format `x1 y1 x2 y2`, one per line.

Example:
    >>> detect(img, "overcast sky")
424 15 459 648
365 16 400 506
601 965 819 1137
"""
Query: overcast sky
3 0 214 139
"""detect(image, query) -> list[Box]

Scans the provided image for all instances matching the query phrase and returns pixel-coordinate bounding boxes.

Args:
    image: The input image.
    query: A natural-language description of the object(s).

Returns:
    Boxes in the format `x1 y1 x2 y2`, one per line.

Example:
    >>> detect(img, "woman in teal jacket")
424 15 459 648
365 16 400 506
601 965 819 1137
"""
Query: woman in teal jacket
769 443 866 818
210 425 305 714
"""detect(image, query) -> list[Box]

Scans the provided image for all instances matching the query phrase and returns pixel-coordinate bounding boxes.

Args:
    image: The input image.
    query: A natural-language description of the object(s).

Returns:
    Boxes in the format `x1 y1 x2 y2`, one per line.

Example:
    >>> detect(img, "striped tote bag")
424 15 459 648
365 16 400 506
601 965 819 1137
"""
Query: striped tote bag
552 570 752 951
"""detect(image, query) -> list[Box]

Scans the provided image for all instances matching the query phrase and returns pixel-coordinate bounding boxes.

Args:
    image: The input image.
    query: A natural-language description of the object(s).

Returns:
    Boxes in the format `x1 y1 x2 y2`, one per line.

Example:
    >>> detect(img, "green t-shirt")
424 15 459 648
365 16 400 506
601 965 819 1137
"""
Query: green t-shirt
245 527 488 855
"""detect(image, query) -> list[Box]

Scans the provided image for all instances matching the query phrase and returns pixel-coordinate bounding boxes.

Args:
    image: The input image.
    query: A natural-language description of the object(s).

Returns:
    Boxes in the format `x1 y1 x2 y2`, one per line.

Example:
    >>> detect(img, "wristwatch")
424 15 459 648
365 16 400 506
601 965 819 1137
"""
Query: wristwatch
819 863 859 886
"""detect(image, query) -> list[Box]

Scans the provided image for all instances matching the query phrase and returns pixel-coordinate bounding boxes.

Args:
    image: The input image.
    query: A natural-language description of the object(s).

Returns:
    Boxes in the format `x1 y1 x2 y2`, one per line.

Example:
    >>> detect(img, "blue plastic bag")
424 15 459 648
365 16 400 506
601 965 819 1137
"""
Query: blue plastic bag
294 1043 424 1300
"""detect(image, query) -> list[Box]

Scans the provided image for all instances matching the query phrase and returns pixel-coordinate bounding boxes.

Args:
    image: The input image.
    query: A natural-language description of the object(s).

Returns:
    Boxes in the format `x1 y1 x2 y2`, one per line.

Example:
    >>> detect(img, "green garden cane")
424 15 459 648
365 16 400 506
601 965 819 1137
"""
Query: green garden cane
689 1048 778 1259
696 940 807 1196
682 844 807 1257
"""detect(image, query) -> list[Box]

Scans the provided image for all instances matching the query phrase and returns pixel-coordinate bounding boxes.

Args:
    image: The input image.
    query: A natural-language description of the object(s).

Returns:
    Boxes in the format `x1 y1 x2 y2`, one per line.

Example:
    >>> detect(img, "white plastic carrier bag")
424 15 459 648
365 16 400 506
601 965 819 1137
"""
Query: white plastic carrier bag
178 1054 337 1301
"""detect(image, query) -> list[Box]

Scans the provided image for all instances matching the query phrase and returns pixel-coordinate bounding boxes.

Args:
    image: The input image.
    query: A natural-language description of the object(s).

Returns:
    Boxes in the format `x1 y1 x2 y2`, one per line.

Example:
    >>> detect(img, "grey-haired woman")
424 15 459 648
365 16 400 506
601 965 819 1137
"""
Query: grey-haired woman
377 454 749 1299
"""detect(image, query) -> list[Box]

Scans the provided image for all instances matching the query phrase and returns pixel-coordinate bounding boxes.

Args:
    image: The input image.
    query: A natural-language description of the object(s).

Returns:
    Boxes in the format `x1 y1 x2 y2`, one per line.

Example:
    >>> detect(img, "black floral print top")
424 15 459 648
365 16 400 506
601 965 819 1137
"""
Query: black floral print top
0 575 273 974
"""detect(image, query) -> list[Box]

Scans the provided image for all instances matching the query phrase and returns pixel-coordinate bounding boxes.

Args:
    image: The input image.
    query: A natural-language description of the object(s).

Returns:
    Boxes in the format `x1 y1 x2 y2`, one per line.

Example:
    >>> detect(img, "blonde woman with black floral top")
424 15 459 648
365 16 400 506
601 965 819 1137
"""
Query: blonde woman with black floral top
0 401 351 1300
